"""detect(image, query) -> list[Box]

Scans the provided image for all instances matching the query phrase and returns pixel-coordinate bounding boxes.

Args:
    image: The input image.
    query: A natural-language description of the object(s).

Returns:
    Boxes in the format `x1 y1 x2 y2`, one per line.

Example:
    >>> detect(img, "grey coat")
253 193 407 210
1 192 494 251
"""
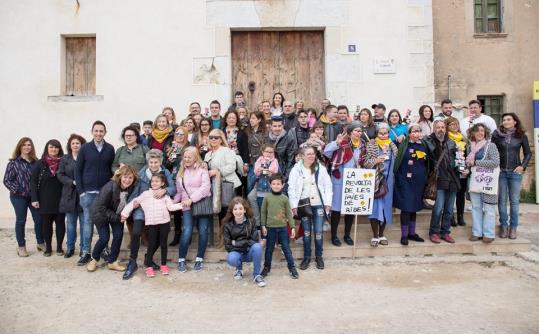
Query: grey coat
57 154 80 214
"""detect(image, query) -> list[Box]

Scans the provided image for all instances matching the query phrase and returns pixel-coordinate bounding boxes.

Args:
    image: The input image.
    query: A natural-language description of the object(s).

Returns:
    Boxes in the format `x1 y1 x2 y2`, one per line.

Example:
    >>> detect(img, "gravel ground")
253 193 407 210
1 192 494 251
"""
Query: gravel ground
1 228 538 334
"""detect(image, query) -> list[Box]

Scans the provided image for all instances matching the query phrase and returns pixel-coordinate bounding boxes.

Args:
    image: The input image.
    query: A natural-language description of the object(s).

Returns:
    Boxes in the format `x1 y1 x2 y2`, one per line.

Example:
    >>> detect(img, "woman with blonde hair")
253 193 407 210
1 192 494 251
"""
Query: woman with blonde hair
162 106 178 129
87 165 139 273
204 129 242 220
174 146 212 272
148 114 174 152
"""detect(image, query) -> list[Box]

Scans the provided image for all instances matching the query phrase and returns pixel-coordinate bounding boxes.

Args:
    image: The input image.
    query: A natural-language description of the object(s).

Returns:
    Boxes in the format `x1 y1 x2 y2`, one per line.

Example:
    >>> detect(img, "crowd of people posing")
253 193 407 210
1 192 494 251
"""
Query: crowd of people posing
3 92 532 288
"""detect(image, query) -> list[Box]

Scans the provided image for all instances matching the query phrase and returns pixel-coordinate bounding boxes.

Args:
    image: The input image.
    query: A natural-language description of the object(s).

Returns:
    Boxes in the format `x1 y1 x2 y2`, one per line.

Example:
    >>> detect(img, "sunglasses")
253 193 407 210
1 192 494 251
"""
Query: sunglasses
209 136 221 140
175 132 185 136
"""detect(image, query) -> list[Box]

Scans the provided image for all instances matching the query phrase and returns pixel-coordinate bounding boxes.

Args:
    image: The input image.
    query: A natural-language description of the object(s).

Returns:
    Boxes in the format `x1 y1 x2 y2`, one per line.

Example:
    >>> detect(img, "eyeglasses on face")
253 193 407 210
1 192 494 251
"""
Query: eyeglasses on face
209 136 221 140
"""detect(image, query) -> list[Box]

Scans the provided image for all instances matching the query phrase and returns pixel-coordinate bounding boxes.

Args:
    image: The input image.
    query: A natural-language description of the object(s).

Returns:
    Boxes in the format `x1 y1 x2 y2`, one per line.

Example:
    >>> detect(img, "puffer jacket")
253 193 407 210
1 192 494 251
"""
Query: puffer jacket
491 130 532 171
287 162 333 209
173 166 211 211
223 217 259 253
121 190 182 225
90 180 136 227
128 166 176 221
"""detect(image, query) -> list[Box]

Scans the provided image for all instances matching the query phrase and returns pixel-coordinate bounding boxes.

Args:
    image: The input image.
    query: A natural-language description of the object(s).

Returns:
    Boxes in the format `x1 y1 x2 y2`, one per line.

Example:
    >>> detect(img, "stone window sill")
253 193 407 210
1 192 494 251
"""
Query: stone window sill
473 33 508 39
47 95 104 102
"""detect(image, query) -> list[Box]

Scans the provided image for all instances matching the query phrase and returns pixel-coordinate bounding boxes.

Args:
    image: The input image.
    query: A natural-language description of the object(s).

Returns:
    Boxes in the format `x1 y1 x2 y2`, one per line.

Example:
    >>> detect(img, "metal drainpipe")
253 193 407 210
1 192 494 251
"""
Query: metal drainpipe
447 75 452 100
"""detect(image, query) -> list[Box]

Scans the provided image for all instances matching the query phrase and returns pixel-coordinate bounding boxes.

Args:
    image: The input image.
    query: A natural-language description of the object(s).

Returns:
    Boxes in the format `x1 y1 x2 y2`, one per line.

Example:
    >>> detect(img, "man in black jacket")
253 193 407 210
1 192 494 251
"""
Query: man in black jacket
282 100 297 131
423 119 460 244
286 109 310 148
266 116 297 180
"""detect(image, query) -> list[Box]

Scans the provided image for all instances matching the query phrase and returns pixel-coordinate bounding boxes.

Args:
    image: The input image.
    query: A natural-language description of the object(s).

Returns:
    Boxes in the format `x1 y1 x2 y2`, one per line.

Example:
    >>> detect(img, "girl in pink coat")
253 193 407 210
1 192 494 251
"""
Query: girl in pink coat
122 174 182 277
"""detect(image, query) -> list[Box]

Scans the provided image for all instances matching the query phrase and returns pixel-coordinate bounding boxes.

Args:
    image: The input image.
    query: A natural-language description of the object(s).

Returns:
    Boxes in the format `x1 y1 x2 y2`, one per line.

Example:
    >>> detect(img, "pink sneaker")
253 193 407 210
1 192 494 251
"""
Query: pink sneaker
145 267 155 278
160 265 170 275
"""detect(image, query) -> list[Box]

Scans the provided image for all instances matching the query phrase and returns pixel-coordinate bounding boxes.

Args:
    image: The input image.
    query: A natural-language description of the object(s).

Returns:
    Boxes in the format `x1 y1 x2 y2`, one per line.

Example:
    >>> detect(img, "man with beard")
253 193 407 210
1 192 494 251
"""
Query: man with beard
266 116 297 180
422 119 460 244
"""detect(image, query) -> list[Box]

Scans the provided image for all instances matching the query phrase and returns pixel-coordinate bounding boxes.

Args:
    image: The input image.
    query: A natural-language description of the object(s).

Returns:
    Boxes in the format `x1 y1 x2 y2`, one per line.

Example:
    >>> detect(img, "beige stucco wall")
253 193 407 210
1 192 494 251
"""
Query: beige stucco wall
0 0 434 218
432 0 539 189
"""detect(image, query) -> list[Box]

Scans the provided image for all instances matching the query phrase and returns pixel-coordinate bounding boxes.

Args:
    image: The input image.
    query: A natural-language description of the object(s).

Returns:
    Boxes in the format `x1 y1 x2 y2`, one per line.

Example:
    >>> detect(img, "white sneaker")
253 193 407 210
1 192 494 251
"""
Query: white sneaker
233 269 243 280
253 275 266 287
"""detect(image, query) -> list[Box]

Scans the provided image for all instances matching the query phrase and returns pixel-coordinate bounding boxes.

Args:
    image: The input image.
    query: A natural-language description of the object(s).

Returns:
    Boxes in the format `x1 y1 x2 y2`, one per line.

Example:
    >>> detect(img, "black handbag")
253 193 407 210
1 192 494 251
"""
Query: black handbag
180 176 214 217
297 198 313 218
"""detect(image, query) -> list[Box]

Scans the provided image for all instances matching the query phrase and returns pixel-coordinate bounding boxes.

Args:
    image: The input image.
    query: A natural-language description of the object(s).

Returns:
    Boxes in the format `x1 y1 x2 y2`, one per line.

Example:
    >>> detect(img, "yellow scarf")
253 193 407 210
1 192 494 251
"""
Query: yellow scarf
351 138 361 149
152 127 172 143
319 114 336 125
375 137 392 149
448 131 466 151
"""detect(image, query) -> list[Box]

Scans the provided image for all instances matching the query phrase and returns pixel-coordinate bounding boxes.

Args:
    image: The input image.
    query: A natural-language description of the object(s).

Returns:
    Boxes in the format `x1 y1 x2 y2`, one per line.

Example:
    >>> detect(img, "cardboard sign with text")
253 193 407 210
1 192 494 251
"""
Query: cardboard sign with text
341 168 376 215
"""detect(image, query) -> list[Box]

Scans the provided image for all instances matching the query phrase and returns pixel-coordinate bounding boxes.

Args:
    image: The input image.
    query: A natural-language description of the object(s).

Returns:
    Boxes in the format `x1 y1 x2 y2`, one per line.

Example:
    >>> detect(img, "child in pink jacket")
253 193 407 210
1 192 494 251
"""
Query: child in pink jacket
254 144 279 209
122 174 182 277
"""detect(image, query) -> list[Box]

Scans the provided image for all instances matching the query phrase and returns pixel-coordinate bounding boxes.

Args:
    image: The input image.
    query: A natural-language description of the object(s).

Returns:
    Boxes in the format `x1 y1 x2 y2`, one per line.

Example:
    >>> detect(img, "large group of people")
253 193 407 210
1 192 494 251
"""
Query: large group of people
3 92 532 287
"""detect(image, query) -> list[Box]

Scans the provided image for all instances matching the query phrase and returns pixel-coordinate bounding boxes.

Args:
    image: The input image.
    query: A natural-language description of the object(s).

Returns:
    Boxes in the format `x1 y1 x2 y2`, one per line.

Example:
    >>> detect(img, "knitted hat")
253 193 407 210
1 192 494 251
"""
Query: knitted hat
346 121 362 135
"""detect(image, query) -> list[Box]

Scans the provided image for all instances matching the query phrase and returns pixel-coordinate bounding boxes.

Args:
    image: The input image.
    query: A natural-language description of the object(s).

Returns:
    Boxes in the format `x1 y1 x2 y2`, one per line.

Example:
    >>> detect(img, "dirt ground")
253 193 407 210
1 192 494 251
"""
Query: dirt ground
1 230 538 334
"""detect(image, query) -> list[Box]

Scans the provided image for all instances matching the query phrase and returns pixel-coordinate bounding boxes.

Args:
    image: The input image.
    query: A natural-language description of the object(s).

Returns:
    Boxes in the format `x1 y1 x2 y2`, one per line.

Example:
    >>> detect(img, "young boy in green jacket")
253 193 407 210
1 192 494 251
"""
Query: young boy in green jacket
260 174 299 279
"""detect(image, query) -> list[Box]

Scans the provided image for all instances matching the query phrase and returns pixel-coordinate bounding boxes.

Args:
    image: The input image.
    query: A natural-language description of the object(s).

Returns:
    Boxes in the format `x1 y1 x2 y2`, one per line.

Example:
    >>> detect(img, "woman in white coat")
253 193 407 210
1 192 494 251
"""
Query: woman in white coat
288 146 332 271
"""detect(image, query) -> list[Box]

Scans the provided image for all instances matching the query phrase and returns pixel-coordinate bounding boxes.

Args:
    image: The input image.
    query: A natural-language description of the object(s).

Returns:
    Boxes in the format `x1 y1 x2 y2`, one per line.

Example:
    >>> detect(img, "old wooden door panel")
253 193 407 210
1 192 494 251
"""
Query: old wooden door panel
66 37 96 96
232 31 324 112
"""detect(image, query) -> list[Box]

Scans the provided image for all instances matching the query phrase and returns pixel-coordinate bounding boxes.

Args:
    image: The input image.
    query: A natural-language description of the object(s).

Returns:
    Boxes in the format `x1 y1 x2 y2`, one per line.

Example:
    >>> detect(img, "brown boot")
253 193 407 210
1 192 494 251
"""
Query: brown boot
500 226 509 238
509 227 517 239
17 246 29 257
482 237 494 243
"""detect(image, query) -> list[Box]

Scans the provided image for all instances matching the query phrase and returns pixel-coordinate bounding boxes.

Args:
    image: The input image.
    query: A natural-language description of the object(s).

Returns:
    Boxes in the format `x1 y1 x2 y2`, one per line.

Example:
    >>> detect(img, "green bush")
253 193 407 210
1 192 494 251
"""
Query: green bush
520 180 536 203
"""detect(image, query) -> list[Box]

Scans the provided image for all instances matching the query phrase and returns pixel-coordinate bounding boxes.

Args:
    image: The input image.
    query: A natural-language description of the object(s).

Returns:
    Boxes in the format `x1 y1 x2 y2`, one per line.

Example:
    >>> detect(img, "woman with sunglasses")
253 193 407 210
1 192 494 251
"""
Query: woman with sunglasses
204 129 242 221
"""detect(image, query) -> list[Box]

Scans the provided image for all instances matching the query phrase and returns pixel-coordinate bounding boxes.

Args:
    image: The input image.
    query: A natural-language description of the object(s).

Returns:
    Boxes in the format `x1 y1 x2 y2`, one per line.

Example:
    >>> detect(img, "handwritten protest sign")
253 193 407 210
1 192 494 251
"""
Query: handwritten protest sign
469 166 500 195
341 168 376 215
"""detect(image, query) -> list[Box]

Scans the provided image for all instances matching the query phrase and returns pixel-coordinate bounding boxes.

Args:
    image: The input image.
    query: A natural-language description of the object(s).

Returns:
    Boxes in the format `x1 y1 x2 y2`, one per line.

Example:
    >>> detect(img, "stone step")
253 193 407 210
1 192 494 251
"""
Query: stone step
119 235 531 263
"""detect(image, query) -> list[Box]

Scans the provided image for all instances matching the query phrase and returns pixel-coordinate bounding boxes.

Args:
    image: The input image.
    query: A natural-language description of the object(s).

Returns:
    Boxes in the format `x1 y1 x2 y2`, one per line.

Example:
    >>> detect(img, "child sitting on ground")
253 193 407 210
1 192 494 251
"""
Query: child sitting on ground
260 174 299 279
121 174 183 277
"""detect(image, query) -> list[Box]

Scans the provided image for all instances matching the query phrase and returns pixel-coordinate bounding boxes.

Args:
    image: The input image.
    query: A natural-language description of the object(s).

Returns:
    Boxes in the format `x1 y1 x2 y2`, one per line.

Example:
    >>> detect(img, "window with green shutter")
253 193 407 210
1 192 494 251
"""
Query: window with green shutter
474 0 502 33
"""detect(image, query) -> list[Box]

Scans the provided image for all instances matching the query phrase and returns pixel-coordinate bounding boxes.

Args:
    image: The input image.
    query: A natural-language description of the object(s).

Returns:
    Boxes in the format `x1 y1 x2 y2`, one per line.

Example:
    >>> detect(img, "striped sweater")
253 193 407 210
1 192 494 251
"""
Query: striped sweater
3 156 35 197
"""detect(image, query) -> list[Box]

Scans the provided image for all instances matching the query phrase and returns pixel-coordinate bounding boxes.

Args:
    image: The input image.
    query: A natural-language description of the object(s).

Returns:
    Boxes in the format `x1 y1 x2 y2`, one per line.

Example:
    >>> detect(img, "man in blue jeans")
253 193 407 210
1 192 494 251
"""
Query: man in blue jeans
423 120 460 244
74 121 115 265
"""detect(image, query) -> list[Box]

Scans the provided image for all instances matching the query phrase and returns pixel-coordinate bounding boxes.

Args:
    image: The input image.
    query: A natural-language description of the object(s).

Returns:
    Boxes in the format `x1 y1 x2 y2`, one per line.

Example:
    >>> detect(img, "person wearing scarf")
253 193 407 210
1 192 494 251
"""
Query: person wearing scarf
148 114 173 152
464 123 500 243
393 124 427 245
445 117 469 227
323 121 366 246
364 123 399 247
30 140 66 256
491 113 531 239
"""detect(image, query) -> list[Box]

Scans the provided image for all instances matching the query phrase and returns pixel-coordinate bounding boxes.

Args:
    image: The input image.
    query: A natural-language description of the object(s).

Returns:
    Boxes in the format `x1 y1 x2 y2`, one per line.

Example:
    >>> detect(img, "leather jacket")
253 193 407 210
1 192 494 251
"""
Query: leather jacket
491 130 532 171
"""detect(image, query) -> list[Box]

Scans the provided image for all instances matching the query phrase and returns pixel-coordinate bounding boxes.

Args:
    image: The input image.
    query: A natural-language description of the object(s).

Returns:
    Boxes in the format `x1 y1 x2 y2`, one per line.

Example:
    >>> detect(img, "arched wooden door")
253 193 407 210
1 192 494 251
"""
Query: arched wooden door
231 31 325 112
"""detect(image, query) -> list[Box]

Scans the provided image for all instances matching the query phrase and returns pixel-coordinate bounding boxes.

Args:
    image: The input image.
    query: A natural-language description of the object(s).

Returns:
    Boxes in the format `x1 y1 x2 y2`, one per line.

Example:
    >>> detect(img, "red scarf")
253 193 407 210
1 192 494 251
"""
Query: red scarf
45 155 61 176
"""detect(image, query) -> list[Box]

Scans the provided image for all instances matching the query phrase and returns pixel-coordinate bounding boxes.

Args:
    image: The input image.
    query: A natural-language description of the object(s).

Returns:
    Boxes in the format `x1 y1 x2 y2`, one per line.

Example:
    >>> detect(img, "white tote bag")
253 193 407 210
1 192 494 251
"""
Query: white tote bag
469 166 500 195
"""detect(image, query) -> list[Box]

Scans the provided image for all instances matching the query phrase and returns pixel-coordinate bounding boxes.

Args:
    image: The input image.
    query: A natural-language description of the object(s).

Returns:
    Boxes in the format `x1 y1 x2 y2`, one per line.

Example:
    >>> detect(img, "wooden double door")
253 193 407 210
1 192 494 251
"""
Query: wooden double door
231 31 325 112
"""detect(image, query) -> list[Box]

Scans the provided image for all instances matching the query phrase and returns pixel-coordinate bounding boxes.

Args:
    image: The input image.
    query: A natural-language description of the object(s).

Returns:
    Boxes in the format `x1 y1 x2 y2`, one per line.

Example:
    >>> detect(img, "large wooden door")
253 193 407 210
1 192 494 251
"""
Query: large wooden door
231 31 325 112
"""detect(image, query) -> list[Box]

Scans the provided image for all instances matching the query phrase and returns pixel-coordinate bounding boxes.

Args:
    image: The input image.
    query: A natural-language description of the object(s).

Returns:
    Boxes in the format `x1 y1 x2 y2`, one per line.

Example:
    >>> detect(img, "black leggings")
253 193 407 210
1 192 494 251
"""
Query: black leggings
400 212 417 226
330 211 353 239
456 178 468 216
130 219 144 260
145 223 171 266
41 213 66 252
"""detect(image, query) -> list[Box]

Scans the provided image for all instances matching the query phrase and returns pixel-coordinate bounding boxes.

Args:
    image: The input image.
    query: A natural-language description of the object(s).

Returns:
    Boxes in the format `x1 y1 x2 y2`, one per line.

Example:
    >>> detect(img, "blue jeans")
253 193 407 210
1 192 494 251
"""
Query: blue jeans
469 193 495 238
91 221 124 263
264 227 295 270
498 171 522 228
429 190 456 236
9 194 43 247
179 210 210 259
301 205 324 258
80 192 98 254
247 165 256 194
66 207 84 252
226 243 263 278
